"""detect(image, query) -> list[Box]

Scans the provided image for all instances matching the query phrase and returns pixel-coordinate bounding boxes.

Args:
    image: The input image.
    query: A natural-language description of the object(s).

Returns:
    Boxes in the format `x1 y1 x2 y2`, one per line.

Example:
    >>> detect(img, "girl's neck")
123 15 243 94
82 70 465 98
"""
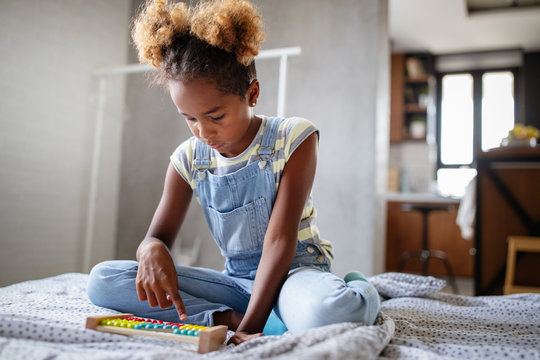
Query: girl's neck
220 115 262 158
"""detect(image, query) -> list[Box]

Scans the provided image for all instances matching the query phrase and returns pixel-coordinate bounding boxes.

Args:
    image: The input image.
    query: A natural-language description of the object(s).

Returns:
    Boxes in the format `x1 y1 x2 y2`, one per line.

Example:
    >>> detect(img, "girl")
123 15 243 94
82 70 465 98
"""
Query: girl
88 0 380 345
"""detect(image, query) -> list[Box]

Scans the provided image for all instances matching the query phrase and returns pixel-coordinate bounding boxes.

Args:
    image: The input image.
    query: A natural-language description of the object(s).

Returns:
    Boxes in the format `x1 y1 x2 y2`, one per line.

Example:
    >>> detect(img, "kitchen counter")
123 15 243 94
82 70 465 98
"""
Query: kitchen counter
385 192 461 204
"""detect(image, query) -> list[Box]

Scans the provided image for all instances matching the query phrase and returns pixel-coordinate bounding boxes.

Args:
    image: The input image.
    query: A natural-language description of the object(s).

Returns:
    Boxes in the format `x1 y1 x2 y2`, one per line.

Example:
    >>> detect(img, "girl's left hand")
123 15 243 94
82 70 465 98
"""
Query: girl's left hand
228 331 264 345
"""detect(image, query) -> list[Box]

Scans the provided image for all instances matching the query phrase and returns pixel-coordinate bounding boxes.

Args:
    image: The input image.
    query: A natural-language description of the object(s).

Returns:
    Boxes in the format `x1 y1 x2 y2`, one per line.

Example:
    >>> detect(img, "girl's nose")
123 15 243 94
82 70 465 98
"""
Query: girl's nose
198 122 215 141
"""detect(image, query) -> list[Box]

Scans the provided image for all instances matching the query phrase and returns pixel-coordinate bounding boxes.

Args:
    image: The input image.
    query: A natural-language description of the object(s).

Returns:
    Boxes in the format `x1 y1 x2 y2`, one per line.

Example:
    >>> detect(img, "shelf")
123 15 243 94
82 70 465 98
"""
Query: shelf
390 53 435 144
405 76 430 83
404 104 427 113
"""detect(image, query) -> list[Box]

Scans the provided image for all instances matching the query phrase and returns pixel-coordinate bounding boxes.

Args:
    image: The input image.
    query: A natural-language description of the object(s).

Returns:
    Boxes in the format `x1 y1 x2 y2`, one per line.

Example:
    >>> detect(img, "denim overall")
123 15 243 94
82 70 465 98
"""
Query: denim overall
193 117 327 279
87 116 380 333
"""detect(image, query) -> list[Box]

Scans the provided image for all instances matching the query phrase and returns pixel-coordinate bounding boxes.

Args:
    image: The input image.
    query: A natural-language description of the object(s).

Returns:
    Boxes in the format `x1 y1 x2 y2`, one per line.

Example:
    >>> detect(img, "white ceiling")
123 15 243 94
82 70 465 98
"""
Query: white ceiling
389 0 540 54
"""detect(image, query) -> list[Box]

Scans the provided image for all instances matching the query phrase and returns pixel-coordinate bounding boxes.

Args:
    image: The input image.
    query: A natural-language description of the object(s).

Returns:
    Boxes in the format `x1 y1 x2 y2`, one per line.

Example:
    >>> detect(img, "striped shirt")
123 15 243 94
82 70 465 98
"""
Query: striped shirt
170 115 333 261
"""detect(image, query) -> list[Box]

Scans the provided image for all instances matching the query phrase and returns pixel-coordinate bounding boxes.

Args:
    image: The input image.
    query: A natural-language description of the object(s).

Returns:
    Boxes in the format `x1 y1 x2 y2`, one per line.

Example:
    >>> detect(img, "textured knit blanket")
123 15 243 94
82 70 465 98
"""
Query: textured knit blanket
0 272 538 359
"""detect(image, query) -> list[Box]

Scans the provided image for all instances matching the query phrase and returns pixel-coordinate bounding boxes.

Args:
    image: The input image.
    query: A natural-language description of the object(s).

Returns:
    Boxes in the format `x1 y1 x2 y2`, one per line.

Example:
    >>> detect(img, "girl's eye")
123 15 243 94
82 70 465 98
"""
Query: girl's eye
210 114 225 121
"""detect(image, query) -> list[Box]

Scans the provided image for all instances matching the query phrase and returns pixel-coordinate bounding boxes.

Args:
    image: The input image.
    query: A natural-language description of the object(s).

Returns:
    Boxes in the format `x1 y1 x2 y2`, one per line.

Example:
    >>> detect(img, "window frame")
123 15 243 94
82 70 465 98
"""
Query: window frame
435 67 520 170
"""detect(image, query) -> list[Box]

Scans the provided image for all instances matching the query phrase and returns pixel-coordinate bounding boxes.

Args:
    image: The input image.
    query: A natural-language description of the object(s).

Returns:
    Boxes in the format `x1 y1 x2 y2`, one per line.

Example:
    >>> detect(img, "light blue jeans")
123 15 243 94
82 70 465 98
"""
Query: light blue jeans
87 260 380 333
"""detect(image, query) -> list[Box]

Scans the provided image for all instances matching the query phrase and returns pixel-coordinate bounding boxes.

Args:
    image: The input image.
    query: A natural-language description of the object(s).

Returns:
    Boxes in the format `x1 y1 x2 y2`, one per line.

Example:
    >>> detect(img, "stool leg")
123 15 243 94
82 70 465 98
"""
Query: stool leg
420 250 430 276
420 211 429 276
397 251 412 272
431 250 459 294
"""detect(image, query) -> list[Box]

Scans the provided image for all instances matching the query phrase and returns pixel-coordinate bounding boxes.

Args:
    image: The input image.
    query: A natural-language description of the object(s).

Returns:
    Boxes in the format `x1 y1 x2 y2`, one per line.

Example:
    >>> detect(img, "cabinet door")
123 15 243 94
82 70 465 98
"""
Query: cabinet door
385 201 474 277
390 54 404 143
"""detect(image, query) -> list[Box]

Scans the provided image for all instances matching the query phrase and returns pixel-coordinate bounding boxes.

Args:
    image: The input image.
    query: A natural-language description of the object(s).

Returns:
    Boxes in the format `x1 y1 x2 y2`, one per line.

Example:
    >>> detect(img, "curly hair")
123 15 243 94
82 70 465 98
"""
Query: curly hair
132 0 265 97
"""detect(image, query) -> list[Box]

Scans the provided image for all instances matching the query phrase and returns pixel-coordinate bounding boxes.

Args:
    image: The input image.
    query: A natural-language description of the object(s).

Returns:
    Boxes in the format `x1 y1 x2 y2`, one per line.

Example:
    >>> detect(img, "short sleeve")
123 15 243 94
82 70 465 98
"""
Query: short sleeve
280 117 319 162
170 138 196 189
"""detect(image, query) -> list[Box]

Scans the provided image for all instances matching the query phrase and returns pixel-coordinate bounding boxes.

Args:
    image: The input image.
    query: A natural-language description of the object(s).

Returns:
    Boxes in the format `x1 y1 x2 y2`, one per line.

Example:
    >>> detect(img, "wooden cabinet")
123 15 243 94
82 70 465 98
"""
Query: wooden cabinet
475 147 540 295
385 200 474 277
390 53 435 143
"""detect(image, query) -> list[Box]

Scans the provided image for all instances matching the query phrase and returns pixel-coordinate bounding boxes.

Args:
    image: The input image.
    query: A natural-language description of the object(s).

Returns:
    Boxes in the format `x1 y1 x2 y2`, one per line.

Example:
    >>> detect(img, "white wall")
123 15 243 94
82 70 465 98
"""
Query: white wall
0 1 131 286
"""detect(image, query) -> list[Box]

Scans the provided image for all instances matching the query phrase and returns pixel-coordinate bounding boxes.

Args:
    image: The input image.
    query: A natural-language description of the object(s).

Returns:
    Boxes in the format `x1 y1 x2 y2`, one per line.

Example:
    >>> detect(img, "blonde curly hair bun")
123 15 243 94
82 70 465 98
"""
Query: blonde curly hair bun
132 0 265 69
190 0 265 66
132 0 190 68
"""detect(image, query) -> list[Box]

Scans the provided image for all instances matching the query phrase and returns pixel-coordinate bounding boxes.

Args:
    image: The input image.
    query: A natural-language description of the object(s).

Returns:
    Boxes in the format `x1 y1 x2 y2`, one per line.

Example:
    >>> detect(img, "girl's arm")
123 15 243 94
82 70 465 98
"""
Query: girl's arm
135 163 193 321
231 132 319 342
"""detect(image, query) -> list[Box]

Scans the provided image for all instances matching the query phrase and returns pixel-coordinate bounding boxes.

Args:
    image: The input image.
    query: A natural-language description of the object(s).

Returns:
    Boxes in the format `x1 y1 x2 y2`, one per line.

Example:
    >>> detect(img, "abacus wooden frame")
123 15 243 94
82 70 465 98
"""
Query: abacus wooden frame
85 313 228 354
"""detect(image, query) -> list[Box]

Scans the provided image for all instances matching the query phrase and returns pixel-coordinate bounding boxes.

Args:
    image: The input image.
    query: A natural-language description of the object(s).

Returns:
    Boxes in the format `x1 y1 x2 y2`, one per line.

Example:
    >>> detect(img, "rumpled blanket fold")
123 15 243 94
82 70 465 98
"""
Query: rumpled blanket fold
0 273 393 360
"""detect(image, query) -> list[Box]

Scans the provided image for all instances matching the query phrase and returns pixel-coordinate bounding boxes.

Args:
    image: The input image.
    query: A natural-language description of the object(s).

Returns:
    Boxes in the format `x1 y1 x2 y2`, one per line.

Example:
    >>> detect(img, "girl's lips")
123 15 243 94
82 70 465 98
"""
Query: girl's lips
209 143 224 150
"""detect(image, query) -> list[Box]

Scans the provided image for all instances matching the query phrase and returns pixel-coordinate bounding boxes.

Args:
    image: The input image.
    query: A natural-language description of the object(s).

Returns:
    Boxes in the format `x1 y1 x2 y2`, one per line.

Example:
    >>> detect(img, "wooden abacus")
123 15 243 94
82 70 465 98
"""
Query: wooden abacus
85 314 228 353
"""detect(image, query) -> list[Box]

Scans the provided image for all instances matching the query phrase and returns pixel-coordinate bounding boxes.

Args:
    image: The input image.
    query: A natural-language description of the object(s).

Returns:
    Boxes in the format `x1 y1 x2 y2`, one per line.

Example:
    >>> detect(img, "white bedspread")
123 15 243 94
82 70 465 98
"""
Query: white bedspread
0 272 538 359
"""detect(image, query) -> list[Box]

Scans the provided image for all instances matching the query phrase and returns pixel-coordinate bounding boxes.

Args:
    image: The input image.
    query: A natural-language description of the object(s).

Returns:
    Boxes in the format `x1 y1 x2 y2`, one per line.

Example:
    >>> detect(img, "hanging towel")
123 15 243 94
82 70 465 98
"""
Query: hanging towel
456 177 476 240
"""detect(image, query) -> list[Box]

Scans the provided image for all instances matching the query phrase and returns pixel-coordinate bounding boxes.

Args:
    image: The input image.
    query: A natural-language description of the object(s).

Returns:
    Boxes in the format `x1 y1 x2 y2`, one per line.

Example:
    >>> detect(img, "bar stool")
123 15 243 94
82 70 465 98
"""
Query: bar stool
397 203 459 293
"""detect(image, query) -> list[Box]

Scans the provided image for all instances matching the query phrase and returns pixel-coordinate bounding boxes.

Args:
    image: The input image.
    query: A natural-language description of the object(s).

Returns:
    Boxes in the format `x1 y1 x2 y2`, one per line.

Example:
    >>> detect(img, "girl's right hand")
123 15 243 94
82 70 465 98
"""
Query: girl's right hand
135 238 187 321
228 331 264 345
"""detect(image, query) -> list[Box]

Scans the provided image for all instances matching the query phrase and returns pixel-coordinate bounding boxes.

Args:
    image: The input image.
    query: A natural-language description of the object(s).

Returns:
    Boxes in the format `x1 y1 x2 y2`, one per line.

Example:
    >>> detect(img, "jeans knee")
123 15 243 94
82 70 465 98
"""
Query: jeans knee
87 261 110 306
287 281 380 332
355 282 381 325
87 260 137 308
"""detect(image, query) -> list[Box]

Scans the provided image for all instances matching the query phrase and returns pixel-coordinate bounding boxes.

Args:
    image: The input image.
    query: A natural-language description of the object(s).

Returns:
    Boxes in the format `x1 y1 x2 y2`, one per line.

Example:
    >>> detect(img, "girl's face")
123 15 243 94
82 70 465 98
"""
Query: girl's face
169 78 260 158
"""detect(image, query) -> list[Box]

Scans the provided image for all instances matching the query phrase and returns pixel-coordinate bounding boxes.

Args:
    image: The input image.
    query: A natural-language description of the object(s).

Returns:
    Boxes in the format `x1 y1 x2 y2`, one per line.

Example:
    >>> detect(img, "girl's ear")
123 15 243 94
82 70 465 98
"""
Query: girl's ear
246 79 260 107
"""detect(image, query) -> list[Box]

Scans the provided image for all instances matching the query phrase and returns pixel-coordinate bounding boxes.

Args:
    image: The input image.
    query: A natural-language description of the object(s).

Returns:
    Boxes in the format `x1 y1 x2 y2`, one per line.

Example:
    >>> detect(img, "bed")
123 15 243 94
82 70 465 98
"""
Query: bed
1 272 538 359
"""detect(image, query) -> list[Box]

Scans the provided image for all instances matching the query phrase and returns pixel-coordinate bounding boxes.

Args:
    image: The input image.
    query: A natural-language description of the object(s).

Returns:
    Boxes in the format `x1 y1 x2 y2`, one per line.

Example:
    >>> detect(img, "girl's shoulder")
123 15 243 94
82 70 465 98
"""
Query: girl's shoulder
274 116 319 161
277 116 317 134
170 137 199 188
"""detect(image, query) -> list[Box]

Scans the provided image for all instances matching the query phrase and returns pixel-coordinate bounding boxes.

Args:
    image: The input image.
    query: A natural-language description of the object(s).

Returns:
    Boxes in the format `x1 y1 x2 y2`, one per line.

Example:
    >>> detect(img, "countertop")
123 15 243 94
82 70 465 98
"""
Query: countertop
385 192 461 204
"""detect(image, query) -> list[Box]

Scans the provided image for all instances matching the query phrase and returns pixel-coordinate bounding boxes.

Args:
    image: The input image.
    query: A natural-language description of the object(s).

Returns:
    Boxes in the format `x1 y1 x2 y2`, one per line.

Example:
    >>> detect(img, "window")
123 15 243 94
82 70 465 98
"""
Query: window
436 69 517 197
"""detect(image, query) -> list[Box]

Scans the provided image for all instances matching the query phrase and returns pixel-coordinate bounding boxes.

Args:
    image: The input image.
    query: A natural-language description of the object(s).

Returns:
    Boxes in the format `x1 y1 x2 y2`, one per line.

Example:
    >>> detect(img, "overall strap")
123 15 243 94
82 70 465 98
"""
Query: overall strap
193 139 211 170
258 117 281 158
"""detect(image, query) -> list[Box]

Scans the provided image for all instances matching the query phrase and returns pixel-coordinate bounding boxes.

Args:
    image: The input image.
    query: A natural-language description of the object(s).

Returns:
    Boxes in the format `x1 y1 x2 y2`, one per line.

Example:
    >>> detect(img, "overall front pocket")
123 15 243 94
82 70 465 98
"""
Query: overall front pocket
206 197 270 256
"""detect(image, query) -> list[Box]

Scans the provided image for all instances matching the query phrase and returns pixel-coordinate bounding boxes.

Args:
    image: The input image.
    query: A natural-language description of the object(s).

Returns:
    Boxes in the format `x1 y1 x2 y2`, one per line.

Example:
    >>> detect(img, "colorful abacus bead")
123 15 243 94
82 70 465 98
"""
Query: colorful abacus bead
99 316 209 337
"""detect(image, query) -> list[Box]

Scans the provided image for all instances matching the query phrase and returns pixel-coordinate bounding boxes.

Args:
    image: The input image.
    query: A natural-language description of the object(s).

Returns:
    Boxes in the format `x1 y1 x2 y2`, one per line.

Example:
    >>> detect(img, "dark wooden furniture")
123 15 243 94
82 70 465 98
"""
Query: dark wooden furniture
475 146 540 295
